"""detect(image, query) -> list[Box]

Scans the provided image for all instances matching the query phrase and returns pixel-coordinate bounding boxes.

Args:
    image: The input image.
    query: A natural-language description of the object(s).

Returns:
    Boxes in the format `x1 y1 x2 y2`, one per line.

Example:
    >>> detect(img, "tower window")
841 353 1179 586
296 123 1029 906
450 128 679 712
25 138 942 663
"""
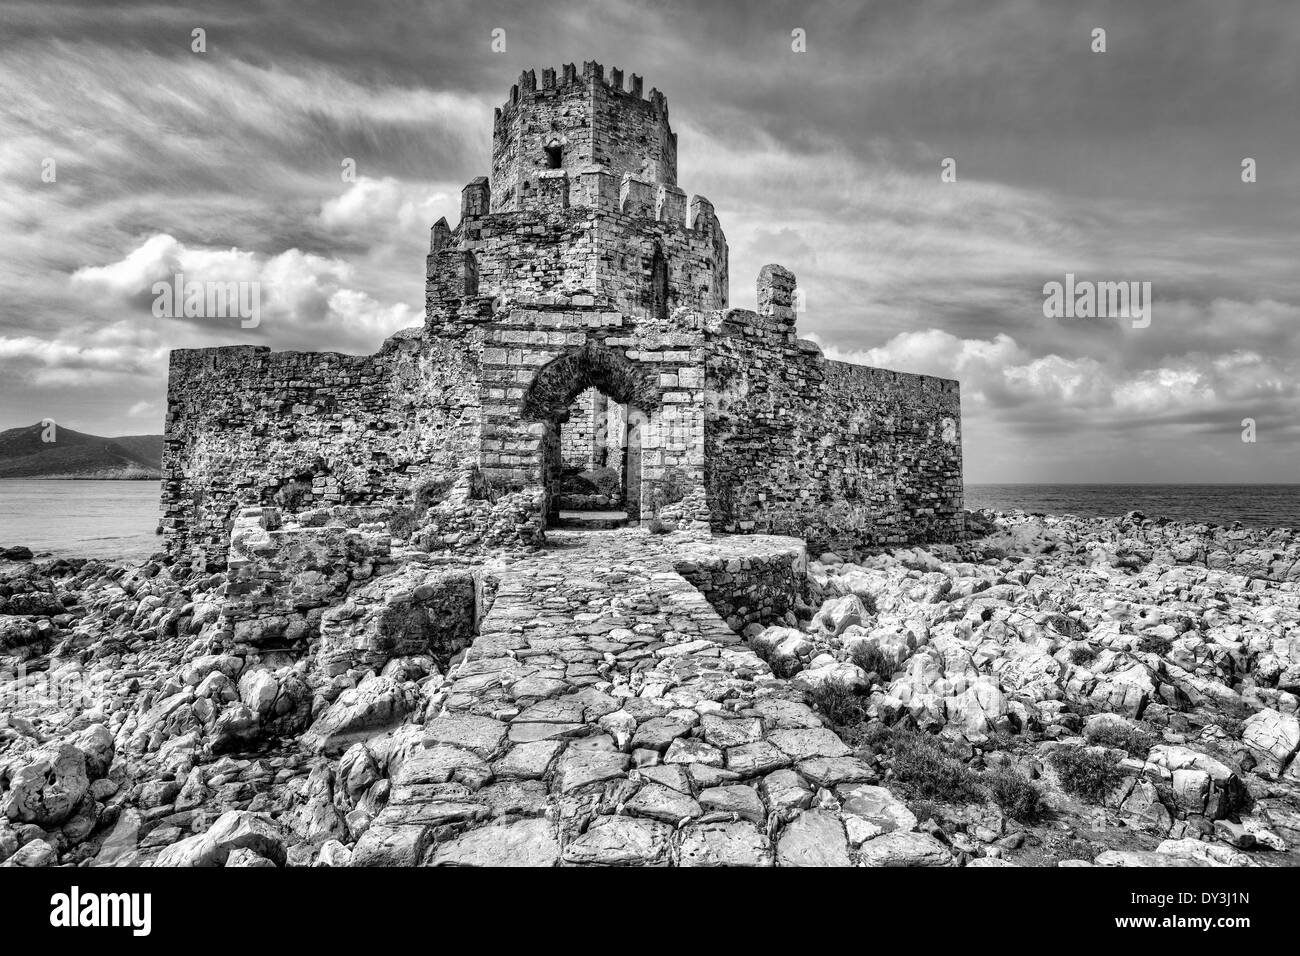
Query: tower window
544 138 562 169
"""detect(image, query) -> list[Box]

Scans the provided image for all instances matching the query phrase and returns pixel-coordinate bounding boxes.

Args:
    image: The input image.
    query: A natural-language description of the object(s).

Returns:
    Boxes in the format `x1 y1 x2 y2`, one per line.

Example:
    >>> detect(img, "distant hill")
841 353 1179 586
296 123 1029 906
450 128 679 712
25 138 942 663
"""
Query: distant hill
0 423 163 479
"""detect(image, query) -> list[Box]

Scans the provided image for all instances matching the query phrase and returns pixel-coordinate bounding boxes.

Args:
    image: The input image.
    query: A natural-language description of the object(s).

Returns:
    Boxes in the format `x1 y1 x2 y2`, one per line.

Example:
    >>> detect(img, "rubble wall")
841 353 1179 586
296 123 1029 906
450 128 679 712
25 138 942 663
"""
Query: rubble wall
431 203 726 325
674 545 809 633
161 332 484 568
703 308 964 555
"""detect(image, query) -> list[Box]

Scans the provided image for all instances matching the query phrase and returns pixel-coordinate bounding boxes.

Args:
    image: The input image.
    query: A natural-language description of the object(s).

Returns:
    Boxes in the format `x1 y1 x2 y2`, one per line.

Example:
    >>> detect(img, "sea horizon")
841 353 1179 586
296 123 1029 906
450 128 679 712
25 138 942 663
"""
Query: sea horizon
2 479 1297 564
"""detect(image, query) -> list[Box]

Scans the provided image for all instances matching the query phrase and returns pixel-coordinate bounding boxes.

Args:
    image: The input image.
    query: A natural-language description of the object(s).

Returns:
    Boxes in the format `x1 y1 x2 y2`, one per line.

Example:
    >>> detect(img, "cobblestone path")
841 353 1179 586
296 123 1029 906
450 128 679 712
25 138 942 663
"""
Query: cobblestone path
356 531 923 866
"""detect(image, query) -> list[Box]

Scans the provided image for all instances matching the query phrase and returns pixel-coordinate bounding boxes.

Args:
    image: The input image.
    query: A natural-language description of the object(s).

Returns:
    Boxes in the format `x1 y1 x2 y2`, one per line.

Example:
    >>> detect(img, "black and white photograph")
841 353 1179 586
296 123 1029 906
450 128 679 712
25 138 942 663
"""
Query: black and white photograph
0 0 1294 932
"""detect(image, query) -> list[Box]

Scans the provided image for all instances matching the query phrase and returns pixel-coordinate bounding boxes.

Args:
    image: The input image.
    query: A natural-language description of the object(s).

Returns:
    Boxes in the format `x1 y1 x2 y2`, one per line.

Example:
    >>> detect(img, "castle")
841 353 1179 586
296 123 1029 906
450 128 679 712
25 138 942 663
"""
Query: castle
161 62 964 569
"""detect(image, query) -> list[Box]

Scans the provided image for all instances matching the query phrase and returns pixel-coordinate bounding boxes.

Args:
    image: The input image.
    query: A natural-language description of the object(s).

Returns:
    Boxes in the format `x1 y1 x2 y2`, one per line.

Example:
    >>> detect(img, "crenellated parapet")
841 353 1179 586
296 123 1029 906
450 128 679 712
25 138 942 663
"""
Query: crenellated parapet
490 61 676 215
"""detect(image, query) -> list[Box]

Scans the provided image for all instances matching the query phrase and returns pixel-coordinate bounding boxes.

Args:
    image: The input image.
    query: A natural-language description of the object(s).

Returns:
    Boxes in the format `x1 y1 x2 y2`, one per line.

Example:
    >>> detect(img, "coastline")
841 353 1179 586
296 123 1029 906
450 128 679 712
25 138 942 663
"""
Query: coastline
2 507 1298 868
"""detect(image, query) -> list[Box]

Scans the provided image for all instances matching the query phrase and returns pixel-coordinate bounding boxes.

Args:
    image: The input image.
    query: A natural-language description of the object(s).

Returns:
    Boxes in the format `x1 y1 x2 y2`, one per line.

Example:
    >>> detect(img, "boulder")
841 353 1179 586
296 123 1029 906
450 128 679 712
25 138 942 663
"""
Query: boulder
154 810 286 867
813 595 870 637
0 743 89 828
302 675 420 754
66 724 114 781
1241 708 1300 776
857 830 954 867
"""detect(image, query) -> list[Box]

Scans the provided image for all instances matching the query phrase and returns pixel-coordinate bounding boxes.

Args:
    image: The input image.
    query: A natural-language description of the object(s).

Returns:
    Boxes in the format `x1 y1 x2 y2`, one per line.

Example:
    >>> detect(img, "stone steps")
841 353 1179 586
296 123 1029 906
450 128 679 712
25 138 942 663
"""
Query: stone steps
553 510 629 530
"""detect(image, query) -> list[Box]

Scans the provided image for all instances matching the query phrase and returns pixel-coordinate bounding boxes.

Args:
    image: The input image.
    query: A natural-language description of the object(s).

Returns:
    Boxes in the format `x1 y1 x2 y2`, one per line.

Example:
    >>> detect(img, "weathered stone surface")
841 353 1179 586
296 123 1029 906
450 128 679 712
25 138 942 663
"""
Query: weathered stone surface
700 714 765 749
155 810 287 868
302 676 418 754
776 809 851 867
395 745 490 787
796 756 876 788
424 713 509 758
1242 709 1300 775
625 783 703 823
678 822 773 867
630 717 692 752
349 824 430 867
698 784 766 824
768 728 852 760
664 737 725 767
726 741 790 776
839 784 917 844
856 831 953 867
762 768 814 813
555 749 630 794
493 740 564 779
430 818 560 867
562 815 674 866
0 743 88 827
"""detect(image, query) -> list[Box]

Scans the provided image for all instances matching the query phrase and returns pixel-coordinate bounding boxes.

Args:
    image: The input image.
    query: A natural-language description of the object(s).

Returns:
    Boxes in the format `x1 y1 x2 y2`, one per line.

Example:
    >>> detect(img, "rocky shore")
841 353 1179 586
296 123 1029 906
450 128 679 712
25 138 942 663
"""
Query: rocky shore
2 509 1299 868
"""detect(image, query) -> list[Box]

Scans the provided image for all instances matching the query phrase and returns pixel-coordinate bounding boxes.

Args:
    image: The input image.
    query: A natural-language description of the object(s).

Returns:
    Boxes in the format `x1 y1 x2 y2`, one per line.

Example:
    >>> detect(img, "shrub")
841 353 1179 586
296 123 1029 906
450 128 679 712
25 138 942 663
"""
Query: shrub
1048 744 1123 802
886 730 985 804
1137 633 1174 656
869 727 1045 819
984 768 1045 822
906 798 946 826
1084 723 1153 758
273 479 313 512
387 476 456 540
849 641 894 682
804 680 870 729
750 639 800 679
1069 645 1097 666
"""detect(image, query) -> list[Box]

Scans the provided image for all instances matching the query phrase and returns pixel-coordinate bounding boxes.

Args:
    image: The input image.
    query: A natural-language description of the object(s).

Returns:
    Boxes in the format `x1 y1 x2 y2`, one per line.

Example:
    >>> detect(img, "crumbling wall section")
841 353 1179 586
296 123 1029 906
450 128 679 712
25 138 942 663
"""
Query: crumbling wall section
162 330 484 569
704 268 964 555
674 544 808 632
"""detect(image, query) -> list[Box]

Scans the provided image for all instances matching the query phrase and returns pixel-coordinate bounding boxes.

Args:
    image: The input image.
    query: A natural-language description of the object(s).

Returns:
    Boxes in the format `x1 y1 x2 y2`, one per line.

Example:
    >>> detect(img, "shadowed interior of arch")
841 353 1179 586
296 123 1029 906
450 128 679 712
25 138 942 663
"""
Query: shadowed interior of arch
521 343 657 526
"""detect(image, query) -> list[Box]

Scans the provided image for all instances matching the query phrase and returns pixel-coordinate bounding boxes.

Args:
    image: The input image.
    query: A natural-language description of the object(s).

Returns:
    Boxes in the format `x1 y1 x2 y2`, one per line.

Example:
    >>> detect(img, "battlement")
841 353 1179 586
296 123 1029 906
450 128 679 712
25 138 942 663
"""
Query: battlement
490 62 677 214
495 61 668 120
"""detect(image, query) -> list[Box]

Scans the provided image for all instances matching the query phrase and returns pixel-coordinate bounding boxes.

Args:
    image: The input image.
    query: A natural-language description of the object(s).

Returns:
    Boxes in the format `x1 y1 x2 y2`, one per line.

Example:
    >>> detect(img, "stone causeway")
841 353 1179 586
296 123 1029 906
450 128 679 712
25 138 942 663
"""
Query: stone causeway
352 529 892 866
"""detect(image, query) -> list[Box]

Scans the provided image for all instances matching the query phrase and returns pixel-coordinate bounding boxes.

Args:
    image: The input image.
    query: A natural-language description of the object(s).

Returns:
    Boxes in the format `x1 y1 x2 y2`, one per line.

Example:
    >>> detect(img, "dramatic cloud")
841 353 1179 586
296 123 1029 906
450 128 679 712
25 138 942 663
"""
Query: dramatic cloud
1 0 1297 481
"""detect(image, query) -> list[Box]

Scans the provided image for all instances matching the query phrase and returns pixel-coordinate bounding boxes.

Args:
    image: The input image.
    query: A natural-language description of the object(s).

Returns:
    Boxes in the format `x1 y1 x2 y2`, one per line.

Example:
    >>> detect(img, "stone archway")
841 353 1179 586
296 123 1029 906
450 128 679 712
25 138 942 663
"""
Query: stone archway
520 342 662 525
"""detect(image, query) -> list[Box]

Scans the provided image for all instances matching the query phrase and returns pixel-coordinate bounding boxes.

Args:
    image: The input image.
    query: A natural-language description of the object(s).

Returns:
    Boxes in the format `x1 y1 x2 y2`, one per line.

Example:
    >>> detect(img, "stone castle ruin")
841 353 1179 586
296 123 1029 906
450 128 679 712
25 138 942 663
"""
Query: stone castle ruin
161 62 964 569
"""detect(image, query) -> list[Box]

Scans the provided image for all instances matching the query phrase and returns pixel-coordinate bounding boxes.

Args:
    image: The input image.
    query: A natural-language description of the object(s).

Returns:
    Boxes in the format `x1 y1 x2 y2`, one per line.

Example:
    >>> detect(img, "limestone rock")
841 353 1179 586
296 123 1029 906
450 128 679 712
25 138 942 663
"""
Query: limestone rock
776 809 851 866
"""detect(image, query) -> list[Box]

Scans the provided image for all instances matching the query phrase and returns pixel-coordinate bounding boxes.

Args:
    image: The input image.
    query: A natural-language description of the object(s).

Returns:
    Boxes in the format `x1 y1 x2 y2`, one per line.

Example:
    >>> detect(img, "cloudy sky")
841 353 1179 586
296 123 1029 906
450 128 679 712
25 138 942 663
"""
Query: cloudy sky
2 0 1297 482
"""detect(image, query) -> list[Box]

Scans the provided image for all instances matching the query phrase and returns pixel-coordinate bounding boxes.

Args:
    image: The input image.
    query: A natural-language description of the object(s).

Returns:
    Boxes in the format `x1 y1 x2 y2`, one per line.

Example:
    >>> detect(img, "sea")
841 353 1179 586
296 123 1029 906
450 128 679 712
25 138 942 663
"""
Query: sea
964 483 1300 531
1 480 1298 563
0 479 163 563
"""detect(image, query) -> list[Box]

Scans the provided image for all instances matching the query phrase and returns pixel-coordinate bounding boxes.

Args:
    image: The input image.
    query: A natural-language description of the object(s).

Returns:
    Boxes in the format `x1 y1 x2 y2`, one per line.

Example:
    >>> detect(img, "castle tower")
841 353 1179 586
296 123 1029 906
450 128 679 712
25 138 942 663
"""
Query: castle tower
426 62 727 324
491 61 677 213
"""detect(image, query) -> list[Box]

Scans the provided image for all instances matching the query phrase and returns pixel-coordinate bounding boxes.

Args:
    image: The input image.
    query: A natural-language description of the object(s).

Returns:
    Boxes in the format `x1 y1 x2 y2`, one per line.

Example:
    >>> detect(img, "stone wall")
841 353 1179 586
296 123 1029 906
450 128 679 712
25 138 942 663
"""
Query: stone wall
221 506 395 652
429 195 726 326
703 268 964 555
673 542 809 632
560 389 597 469
162 330 483 569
